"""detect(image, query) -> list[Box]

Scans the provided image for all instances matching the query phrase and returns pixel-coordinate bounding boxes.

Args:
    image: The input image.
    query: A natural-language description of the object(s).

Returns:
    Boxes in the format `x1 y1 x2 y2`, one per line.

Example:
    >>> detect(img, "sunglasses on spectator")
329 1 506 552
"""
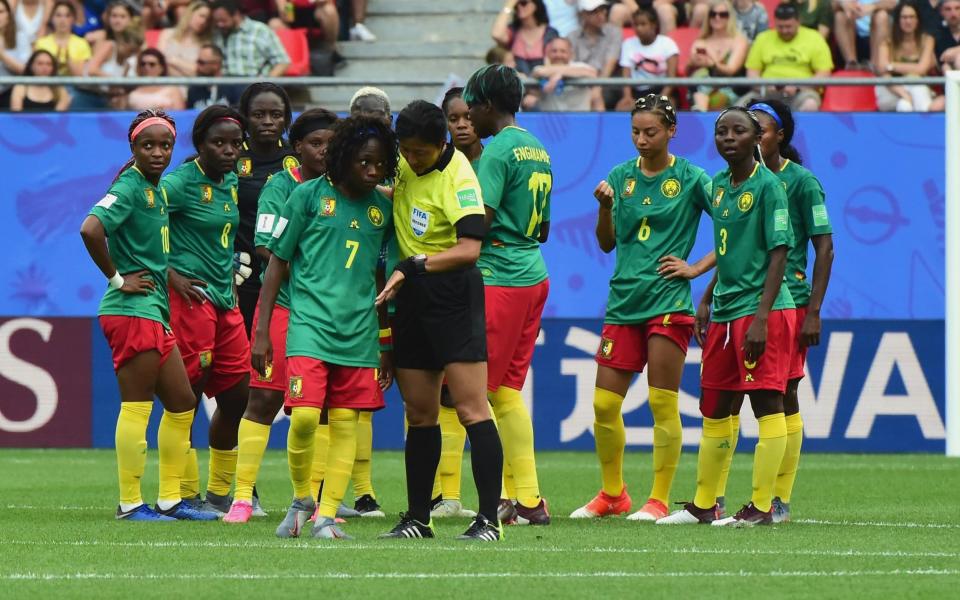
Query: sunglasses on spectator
709 10 730 18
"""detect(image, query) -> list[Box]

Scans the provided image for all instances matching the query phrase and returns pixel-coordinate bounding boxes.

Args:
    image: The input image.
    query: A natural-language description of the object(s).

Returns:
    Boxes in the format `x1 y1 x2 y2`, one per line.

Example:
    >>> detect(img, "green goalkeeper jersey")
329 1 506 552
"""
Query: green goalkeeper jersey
776 159 832 308
254 167 305 310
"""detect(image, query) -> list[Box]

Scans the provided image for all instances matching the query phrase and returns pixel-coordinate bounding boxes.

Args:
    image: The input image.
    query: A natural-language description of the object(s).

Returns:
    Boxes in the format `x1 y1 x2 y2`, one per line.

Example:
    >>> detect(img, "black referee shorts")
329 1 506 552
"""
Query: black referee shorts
393 267 487 371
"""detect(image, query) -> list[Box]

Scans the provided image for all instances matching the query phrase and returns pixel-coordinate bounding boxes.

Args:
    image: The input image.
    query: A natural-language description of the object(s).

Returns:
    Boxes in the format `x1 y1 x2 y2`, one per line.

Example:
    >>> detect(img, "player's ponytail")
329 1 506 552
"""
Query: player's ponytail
750 98 803 165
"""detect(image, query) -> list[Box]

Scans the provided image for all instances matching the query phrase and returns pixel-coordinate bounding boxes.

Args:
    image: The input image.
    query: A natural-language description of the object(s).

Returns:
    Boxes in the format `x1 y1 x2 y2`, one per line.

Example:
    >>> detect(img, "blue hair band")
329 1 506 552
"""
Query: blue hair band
749 103 783 129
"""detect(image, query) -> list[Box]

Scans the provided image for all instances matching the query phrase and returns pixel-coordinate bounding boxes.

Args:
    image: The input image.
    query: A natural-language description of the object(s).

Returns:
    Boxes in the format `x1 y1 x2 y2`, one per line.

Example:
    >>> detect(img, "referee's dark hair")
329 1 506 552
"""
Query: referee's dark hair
192 104 246 151
462 64 523 115
395 100 447 146
325 116 399 186
239 82 293 135
289 108 338 146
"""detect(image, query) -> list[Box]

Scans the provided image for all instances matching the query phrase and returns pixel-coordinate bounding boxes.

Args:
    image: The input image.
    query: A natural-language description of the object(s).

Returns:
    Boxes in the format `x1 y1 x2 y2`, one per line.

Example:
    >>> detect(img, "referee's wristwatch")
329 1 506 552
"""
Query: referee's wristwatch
398 254 428 278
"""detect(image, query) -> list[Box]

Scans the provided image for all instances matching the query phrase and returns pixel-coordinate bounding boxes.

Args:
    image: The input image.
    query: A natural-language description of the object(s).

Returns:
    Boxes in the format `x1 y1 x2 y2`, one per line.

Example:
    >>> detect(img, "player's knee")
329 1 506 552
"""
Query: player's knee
243 389 283 424
593 393 622 424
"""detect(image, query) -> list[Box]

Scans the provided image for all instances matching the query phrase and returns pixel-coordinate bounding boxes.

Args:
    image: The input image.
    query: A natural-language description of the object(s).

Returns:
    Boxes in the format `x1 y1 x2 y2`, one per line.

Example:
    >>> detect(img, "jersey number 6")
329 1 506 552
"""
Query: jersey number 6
526 172 552 237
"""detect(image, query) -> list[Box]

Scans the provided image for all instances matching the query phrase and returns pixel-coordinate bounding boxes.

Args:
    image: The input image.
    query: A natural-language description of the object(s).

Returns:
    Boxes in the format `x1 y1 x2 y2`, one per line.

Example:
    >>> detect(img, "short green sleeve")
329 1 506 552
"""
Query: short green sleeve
268 186 309 262
763 178 794 251
477 153 508 211
798 175 832 237
89 182 135 236
255 175 291 249
161 172 187 213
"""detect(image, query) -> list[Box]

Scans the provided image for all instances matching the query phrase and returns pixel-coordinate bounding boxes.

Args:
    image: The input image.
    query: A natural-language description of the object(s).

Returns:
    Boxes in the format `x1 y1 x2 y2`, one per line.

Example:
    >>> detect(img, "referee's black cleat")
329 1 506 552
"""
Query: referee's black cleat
456 514 503 542
378 513 436 539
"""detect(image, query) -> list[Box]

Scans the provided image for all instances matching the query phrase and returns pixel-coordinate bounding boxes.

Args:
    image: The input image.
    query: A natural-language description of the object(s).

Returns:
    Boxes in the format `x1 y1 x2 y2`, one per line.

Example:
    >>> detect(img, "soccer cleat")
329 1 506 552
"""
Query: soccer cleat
430 499 477 518
308 503 347 525
498 498 518 524
627 498 669 522
157 501 221 521
570 487 633 519
223 501 254 524
456 514 502 542
337 503 362 518
275 497 316 538
771 497 791 523
656 502 717 525
349 23 377 42
197 491 231 516
515 498 551 525
379 513 436 539
354 494 385 517
116 504 176 521
712 502 773 528
251 495 268 518
716 496 726 518
312 517 353 539
181 494 203 510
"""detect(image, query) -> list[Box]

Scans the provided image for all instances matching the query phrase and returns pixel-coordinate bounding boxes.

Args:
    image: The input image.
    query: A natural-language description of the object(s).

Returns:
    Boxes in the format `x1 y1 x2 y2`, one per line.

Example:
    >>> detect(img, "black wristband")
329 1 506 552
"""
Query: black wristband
397 254 427 278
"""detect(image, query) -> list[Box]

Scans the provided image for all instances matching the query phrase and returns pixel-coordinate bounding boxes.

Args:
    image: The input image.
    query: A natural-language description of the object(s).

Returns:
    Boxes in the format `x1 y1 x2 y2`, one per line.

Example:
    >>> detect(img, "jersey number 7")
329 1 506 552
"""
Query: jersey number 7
526 172 552 238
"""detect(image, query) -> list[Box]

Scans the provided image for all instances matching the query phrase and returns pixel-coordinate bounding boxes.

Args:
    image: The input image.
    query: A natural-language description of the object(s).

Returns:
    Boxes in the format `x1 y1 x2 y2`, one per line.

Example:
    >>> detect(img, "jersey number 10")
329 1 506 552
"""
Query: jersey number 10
526 172 552 238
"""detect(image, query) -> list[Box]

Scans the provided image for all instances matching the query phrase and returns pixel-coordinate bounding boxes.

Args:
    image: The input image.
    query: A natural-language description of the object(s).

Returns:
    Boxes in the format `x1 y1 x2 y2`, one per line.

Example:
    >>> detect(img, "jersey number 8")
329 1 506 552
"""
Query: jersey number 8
526 172 552 238
220 223 232 249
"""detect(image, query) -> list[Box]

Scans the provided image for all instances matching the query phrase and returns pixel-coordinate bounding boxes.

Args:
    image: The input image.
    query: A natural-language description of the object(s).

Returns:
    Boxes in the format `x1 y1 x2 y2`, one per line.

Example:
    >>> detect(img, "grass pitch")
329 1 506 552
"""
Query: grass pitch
1 449 957 598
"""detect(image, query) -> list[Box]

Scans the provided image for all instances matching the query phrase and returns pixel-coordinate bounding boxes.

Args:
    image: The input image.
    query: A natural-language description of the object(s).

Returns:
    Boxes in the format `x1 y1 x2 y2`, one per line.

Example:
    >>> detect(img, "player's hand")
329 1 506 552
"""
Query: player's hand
658 255 697 280
799 310 822 347
119 270 156 295
378 351 395 391
694 301 711 346
593 180 614 210
377 185 394 199
233 252 253 286
375 270 405 306
251 330 273 377
743 316 768 363
168 270 206 308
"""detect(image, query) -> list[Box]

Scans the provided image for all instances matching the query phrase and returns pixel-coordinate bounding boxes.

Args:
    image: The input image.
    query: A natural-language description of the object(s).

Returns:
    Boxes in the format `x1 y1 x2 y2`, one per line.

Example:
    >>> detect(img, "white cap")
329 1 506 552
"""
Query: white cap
578 0 608 11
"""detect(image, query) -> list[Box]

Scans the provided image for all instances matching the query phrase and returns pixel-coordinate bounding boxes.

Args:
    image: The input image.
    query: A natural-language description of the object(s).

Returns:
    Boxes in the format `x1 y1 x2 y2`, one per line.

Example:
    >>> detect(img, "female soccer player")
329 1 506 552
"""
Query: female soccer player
569 94 712 523
224 108 339 524
464 64 551 525
377 100 504 542
162 105 251 516
80 110 216 521
657 107 796 527
252 116 397 540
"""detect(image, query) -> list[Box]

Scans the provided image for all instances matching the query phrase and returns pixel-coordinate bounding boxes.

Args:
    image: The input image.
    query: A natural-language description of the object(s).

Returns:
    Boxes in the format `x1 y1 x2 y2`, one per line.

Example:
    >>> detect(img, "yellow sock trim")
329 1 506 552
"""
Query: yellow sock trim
593 387 626 497
774 413 804 503
157 409 194 503
693 416 732 510
310 423 330 501
491 386 540 507
438 405 466 501
752 413 788 512
288 407 320 499
319 409 359 519
207 448 238 497
234 418 271 503
648 386 681 505
351 410 375 498
181 448 199 498
715 414 740 498
115 402 152 506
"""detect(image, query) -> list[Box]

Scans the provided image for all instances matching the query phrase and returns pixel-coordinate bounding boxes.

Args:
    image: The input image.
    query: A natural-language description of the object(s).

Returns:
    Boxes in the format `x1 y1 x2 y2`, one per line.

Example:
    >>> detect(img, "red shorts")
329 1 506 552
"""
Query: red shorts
99 315 176 371
485 280 549 392
700 309 797 394
284 356 384 412
595 314 695 372
788 306 808 380
168 290 250 397
248 303 290 392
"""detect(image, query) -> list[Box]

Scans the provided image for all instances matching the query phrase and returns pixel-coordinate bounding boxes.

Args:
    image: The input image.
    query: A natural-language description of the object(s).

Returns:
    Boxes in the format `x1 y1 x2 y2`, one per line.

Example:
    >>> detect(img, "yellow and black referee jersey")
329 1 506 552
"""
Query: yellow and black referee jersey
393 143 486 259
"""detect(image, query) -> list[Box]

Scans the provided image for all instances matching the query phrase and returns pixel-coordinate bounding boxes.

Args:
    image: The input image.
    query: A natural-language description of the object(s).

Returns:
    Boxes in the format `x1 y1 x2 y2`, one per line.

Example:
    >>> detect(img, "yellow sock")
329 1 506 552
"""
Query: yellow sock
438 405 466 501
115 401 152 508
157 409 194 505
774 413 803 503
648 386 682 506
490 386 540 507
715 414 740 498
207 448 238 497
310 423 330 501
593 387 626 497
351 410 375 498
288 407 320 499
234 418 271 503
181 448 199 498
752 413 788 512
319 409 359 519
693 416 732 510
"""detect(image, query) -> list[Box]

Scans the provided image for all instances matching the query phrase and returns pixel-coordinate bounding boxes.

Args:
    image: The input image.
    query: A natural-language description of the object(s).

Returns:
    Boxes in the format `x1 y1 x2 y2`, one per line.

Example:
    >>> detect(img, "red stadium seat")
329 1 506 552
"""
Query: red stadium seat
761 0 779 23
144 29 162 49
275 27 310 76
820 70 878 112
666 27 700 76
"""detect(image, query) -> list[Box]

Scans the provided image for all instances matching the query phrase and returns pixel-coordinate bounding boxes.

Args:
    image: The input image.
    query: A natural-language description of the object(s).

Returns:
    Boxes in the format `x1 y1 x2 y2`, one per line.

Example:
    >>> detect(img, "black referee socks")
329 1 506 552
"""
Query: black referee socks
406 425 442 523
465 419 504 524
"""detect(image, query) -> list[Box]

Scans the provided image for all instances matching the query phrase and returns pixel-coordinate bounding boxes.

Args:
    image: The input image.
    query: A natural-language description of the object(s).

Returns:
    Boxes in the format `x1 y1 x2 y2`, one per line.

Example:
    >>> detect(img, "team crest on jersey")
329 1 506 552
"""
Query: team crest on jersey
283 155 300 171
623 178 636 197
598 337 614 359
350 219 360 229
200 185 213 203
411 207 430 237
289 376 303 398
794 270 806 281
257 362 274 382
737 192 754 212
321 197 336 217
144 188 155 208
713 188 724 208
368 206 384 227
661 178 681 198
237 158 252 177
199 350 213 368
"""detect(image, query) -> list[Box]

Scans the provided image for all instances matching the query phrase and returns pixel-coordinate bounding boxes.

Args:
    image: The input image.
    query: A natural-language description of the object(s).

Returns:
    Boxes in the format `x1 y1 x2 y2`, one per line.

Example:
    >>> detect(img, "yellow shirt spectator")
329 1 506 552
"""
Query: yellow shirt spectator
34 34 92 75
745 25 833 78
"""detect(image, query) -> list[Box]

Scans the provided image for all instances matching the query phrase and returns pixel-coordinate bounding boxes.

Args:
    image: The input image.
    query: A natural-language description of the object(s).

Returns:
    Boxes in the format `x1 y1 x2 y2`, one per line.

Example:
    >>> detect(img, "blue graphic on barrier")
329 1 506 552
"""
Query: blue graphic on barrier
0 111 946 320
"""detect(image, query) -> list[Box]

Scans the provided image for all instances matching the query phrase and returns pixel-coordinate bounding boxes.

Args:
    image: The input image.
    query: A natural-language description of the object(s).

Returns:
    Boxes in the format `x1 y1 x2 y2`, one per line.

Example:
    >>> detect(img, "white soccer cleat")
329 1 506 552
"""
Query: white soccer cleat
627 499 669 522
430 499 477 518
655 502 717 525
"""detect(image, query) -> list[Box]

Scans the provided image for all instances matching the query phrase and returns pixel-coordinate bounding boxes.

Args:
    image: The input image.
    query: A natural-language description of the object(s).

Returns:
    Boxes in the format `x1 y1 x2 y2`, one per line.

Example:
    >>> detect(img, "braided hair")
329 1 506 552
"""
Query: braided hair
324 116 399 187
114 109 177 182
715 106 763 161
632 93 677 127
289 108 339 146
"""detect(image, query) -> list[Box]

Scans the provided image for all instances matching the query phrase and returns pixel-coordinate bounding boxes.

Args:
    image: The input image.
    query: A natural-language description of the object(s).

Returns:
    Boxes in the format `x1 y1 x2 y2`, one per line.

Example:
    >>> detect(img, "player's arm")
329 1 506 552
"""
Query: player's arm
801 234 834 347
594 179 615 253
659 251 716 279
80 214 155 295
375 260 394 391
538 221 550 243
251 253 285 376
694 271 717 346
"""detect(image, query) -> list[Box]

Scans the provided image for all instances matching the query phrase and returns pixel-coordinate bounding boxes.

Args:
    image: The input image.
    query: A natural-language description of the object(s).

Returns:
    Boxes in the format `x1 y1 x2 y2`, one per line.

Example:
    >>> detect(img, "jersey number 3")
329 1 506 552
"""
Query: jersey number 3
526 172 552 237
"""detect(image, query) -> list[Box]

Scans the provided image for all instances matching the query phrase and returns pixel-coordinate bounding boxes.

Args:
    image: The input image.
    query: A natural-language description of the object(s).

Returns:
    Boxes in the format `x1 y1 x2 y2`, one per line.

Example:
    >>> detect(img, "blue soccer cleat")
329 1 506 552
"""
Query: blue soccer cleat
157 501 220 521
116 504 176 521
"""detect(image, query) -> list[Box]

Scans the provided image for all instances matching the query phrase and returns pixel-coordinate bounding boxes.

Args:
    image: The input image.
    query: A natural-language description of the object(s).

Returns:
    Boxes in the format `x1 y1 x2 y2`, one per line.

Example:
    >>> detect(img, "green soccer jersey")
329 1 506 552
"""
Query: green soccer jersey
476 126 551 287
268 177 393 368
604 155 712 324
88 167 171 326
161 160 240 311
776 159 832 307
254 167 305 309
710 163 796 322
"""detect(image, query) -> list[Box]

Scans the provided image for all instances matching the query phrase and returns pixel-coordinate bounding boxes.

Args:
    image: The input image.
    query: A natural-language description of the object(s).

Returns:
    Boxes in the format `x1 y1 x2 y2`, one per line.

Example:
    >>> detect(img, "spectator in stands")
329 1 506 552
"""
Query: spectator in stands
916 0 945 34
486 44 518 67
348 0 376 41
12 0 49 58
34 1 91 75
745 3 833 110
876 1 942 110
85 0 134 45
833 0 895 69
936 0 960 70
0 0 27 109
607 0 637 26
689 0 749 110
570 0 621 77
238 0 274 22
212 0 289 76
784 0 833 37
491 0 560 74
10 49 70 110
616 3 678 110
79 0 142 109
126 47 186 110
76 0 108 40
272 0 339 55
545 0 580 35
187 43 243 108
732 0 769 41
158 0 212 76
525 36 600 110
349 85 390 124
